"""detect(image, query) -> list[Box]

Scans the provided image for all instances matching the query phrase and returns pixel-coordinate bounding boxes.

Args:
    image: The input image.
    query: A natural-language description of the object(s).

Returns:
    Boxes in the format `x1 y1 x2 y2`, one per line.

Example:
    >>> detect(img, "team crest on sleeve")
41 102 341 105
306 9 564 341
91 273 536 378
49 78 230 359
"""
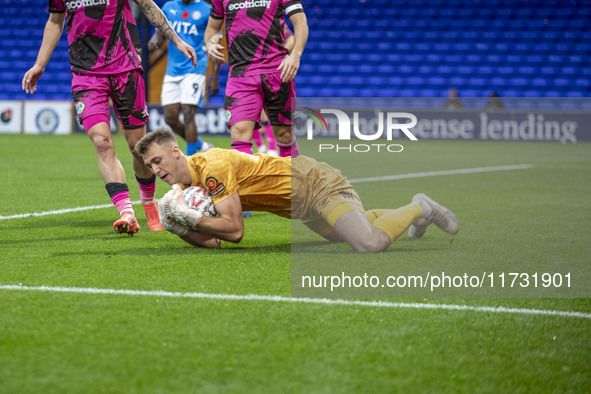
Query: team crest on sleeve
206 176 226 196
75 102 85 115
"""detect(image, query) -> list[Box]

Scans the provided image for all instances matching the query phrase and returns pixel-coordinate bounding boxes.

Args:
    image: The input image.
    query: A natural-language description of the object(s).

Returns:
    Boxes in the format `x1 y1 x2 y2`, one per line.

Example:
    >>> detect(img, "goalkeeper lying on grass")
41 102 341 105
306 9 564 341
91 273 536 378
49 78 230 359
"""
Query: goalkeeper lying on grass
135 128 459 252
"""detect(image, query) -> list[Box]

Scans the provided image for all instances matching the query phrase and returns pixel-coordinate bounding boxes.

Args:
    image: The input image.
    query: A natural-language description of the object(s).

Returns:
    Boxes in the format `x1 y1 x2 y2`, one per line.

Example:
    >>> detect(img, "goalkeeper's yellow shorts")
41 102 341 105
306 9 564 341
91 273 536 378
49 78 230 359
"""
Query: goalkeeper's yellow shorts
292 156 365 236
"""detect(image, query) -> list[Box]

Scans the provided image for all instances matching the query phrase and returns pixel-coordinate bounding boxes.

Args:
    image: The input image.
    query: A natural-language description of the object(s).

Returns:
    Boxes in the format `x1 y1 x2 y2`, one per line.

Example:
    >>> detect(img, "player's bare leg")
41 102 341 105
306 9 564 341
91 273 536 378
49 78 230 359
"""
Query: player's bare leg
124 126 164 232
87 121 140 234
88 122 126 183
181 103 211 154
331 210 392 253
230 120 256 154
164 103 212 155
182 104 197 145
124 126 152 179
272 124 300 157
163 103 186 139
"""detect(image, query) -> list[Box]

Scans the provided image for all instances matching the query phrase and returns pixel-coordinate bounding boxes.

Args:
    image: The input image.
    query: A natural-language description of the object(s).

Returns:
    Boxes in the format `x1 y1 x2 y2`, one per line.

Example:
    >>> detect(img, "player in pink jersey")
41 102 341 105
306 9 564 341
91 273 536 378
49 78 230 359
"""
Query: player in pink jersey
203 0 308 158
252 22 295 156
22 0 198 235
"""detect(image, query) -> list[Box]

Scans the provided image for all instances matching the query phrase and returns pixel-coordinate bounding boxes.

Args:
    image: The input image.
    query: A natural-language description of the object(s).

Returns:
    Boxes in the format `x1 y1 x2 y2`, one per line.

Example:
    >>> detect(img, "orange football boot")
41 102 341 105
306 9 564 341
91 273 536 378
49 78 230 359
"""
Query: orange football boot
142 201 165 231
113 212 141 235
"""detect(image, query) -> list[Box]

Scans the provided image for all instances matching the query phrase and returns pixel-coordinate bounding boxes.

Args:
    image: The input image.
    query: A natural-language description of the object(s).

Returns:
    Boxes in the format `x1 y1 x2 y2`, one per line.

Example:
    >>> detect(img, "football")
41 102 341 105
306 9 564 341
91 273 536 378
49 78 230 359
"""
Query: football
182 186 217 218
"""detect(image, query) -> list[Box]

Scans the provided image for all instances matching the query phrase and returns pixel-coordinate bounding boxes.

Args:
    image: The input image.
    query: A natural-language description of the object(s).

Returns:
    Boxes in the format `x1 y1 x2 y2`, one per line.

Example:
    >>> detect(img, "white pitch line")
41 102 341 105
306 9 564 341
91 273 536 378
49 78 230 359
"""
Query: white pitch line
0 165 533 221
1 284 589 320
348 164 534 184
0 200 143 220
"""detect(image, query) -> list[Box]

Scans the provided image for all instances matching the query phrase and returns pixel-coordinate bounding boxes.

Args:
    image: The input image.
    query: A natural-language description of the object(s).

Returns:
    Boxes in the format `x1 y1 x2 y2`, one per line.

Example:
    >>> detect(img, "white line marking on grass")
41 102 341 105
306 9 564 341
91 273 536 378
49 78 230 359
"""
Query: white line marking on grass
0 200 143 220
1 284 589 320
349 164 534 184
1 165 533 221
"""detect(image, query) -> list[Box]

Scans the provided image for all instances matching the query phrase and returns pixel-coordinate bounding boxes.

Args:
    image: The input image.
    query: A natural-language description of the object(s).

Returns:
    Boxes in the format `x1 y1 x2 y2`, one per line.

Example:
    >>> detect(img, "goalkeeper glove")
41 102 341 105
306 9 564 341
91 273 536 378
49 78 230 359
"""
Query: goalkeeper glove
169 184 204 229
158 190 189 236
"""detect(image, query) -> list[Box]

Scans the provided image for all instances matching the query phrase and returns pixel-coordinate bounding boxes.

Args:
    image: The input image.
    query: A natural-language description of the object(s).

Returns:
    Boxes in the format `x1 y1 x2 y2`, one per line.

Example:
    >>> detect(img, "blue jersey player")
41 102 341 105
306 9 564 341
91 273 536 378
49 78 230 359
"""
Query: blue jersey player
149 0 220 155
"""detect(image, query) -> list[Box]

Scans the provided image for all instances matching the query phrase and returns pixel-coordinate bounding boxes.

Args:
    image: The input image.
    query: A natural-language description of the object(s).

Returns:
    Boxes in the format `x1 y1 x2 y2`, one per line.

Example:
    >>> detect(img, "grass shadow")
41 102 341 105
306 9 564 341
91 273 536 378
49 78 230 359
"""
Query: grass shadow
291 240 446 254
50 243 293 258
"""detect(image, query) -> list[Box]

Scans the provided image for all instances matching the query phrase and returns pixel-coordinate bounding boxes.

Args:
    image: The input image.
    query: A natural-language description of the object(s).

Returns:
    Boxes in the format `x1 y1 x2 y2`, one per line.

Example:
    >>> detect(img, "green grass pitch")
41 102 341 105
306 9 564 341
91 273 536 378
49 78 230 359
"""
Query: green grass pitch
0 133 590 393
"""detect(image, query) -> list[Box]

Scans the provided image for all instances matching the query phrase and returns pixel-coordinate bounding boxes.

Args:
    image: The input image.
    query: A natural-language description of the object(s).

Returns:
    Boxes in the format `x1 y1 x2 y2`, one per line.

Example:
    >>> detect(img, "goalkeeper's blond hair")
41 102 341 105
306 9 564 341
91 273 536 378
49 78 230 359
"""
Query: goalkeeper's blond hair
135 128 178 157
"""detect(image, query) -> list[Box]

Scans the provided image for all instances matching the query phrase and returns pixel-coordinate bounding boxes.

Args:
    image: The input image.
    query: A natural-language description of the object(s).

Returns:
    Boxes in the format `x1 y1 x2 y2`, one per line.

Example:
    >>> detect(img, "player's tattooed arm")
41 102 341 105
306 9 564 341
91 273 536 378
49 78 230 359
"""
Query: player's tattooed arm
133 0 197 66
133 0 177 44
148 29 165 51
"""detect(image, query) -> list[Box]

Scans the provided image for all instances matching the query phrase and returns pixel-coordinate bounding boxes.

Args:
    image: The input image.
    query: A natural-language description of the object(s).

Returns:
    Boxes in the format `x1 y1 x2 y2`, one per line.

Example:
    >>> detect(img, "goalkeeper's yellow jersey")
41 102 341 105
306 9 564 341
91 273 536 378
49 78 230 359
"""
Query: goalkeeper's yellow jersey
181 148 292 218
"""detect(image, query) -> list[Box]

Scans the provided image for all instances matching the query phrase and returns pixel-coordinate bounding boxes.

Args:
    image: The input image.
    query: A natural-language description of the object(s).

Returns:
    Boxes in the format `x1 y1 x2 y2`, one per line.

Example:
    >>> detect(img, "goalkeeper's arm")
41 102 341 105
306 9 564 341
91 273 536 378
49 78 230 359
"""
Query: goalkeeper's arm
169 187 245 244
190 192 244 243
179 231 222 248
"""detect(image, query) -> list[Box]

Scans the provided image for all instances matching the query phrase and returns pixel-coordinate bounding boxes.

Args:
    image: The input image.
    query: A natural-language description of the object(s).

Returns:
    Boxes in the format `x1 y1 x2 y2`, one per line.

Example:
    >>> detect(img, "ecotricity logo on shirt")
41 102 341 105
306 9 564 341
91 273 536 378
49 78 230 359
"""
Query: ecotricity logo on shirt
228 0 271 11
66 0 109 11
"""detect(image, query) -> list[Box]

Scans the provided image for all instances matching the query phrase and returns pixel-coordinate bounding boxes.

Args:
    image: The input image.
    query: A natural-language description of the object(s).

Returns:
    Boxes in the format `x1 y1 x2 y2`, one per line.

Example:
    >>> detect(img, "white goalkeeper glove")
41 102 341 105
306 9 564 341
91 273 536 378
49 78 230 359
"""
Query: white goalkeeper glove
169 184 203 230
158 190 189 237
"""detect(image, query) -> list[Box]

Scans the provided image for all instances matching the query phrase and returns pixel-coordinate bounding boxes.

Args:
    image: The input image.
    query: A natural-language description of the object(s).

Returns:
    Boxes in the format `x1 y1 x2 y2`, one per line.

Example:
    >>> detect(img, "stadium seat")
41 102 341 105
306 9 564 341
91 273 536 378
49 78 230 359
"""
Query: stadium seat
0 0 589 103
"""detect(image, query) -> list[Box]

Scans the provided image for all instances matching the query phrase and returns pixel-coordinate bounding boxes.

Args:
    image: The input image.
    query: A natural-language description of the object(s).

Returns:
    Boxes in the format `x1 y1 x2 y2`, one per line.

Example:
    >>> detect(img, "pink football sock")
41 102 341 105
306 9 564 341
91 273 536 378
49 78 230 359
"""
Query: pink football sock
111 190 134 216
277 138 300 157
252 128 264 148
265 124 277 150
231 140 253 155
139 183 155 202
136 175 156 203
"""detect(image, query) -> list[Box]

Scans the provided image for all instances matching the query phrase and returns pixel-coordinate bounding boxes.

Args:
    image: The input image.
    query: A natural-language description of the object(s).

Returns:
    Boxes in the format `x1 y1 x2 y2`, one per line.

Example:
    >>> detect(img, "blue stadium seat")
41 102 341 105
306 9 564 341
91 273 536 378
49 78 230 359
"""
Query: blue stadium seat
435 65 454 75
525 55 544 64
553 78 571 88
490 77 507 88
509 77 529 87
532 78 549 87
0 0 589 102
